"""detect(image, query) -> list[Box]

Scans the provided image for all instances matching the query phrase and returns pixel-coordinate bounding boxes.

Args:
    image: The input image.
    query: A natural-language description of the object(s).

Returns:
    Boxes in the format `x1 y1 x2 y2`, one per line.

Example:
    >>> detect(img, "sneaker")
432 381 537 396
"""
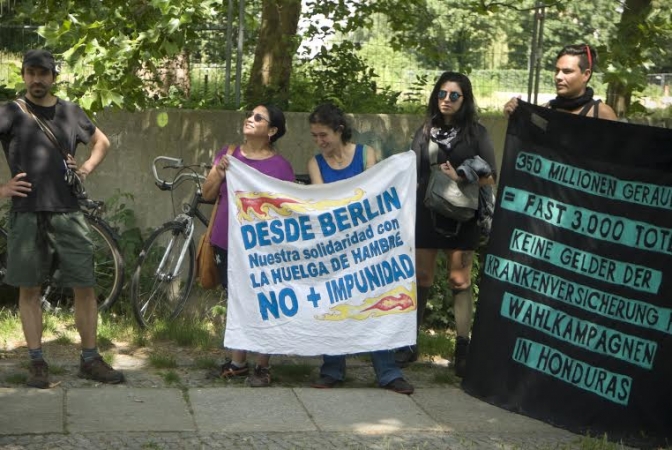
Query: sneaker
78 356 125 384
247 365 271 387
394 346 418 368
311 375 341 389
27 359 50 389
383 377 414 395
215 358 249 379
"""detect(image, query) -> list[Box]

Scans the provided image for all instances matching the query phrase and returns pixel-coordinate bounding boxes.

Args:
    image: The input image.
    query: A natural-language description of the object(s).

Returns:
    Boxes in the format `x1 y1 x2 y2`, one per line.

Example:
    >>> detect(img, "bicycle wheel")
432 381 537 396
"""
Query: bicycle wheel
42 217 125 312
131 221 196 328
0 228 18 302
87 218 125 310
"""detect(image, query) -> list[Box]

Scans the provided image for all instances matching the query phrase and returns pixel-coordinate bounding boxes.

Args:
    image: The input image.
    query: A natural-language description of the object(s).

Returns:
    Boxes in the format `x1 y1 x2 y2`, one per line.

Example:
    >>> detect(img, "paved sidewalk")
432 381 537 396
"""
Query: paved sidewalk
0 385 593 450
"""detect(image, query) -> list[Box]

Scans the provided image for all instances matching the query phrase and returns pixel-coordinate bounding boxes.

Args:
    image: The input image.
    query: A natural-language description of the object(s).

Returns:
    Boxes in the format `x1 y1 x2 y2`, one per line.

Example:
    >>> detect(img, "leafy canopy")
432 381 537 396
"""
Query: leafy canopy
12 0 220 113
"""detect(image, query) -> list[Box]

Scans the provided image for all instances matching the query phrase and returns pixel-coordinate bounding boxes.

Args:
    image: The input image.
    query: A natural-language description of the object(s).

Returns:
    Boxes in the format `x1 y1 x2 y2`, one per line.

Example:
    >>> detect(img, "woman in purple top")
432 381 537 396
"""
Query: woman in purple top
202 104 295 387
306 103 414 395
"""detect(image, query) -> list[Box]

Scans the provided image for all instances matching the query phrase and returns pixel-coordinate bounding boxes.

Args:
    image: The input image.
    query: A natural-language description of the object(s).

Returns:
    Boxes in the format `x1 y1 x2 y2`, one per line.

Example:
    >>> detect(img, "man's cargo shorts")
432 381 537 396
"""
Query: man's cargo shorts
4 211 95 287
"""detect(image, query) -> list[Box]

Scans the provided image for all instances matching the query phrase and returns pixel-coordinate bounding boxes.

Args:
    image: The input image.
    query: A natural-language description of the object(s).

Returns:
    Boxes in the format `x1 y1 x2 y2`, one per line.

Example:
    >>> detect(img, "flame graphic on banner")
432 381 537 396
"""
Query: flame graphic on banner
317 284 416 321
235 189 366 221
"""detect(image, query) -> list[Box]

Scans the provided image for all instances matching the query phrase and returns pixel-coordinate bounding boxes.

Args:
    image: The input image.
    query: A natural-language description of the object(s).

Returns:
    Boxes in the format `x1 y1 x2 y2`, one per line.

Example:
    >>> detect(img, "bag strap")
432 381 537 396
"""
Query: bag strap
227 144 236 156
428 140 440 166
14 98 69 161
593 99 602 118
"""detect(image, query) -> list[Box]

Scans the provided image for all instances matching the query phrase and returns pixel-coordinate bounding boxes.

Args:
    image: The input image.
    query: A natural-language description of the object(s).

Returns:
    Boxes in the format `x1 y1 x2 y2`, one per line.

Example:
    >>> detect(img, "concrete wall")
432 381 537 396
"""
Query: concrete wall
0 109 663 234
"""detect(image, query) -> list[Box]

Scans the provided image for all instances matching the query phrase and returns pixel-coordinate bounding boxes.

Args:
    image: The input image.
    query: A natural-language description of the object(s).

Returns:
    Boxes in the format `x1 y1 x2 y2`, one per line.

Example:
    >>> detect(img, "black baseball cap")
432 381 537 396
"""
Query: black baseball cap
22 49 58 73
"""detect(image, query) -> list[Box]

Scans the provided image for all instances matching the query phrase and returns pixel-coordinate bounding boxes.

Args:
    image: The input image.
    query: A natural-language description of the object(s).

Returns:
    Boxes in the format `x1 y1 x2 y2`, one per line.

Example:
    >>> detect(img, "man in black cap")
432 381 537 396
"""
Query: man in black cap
0 49 124 388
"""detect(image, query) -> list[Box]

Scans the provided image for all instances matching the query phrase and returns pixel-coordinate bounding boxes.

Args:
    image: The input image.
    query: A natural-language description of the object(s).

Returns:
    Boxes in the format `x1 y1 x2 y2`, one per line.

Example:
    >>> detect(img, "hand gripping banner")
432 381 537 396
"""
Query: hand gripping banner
224 151 417 356
463 102 672 445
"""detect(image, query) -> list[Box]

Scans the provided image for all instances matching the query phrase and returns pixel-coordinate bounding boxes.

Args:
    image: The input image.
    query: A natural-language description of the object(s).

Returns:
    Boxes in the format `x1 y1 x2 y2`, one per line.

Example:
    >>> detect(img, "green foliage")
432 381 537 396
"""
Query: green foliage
602 0 672 112
12 0 220 113
291 41 401 113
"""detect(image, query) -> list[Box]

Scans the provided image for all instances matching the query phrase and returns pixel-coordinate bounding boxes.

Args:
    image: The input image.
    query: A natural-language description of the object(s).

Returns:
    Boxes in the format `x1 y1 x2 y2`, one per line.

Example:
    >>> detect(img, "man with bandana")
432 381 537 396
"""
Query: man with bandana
505 44 617 120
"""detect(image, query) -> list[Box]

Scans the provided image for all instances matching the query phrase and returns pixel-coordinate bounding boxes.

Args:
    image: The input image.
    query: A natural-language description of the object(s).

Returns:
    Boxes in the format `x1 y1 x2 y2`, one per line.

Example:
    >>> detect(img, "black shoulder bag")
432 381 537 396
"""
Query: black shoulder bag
13 98 87 198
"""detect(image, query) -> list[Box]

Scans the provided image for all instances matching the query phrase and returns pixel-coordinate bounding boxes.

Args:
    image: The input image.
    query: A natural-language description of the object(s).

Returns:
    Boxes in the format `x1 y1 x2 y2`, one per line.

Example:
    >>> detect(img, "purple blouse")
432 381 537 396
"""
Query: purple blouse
209 145 295 249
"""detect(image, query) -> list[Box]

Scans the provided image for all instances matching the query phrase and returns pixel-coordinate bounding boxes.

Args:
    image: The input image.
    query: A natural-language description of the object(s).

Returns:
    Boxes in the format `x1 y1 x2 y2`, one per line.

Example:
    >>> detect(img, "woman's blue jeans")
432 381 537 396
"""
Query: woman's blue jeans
319 350 403 387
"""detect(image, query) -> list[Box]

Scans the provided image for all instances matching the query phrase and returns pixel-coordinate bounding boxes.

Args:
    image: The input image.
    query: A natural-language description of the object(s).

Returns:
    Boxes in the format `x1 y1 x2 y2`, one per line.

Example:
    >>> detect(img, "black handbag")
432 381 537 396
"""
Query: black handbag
424 168 479 222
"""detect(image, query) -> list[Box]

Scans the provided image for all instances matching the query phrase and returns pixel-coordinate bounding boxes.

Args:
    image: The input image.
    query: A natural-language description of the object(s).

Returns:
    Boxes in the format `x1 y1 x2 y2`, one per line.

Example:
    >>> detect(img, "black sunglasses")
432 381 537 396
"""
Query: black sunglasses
438 90 463 102
245 111 270 123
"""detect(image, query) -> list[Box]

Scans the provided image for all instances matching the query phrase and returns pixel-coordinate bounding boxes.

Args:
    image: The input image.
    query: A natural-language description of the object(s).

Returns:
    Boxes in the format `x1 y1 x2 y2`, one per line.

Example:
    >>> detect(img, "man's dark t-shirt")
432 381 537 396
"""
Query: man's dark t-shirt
0 97 96 212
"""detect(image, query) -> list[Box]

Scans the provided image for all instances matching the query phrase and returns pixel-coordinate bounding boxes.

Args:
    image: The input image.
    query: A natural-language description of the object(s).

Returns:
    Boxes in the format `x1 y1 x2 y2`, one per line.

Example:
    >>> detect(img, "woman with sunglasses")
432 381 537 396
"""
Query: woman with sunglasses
202 104 295 387
396 72 497 377
306 102 414 395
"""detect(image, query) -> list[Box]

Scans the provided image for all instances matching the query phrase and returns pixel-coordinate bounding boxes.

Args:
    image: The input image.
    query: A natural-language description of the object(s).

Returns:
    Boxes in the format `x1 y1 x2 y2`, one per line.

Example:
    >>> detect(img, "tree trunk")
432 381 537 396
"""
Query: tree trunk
246 0 301 109
158 50 191 98
606 0 652 116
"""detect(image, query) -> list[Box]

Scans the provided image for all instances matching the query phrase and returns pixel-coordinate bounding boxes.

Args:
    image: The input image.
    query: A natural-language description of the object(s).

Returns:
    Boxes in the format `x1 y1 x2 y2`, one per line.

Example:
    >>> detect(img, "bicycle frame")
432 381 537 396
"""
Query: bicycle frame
150 159 213 281
154 214 195 282
131 156 216 327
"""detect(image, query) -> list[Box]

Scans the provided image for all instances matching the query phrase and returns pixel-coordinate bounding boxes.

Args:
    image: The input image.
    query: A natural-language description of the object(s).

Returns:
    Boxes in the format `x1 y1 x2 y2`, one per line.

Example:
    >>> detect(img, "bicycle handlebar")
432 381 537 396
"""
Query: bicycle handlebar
152 156 212 191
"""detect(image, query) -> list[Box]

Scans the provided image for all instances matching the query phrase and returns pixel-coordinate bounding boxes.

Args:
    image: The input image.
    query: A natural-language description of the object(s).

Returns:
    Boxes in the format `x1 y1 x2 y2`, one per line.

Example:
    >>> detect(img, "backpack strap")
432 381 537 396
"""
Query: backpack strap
593 99 602 118
578 99 601 118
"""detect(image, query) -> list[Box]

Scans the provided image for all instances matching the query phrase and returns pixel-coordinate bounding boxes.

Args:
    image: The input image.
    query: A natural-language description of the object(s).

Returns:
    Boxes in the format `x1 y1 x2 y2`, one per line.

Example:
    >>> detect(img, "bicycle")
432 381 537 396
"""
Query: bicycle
130 156 213 328
0 196 125 312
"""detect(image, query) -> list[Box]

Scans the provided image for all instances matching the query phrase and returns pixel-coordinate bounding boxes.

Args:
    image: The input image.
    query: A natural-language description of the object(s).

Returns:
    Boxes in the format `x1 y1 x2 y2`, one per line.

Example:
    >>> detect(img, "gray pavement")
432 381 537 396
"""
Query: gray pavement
0 385 598 450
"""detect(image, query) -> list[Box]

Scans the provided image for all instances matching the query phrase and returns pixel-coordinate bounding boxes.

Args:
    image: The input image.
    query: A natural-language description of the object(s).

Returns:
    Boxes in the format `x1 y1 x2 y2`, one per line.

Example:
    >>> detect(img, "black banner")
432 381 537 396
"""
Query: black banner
464 102 672 446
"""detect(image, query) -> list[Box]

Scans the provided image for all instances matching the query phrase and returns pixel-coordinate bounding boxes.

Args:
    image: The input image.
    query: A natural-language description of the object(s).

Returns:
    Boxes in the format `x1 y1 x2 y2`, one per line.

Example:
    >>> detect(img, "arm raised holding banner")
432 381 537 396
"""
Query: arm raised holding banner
505 44 617 120
204 104 295 387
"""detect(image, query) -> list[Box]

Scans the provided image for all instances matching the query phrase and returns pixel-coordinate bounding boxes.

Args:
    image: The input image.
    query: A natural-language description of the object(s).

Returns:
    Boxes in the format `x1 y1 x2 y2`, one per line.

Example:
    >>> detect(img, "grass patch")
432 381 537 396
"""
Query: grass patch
98 316 135 346
0 309 23 345
161 370 181 385
54 333 74 345
132 333 149 347
432 371 457 385
418 331 454 359
194 357 217 370
50 364 67 375
560 434 630 450
42 313 62 335
150 319 216 349
149 352 177 369
4 373 27 384
271 363 313 383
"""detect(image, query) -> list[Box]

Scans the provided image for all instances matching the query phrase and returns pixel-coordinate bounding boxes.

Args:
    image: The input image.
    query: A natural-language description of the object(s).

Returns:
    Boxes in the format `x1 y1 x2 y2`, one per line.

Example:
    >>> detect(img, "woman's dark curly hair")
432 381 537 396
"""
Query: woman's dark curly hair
308 102 352 144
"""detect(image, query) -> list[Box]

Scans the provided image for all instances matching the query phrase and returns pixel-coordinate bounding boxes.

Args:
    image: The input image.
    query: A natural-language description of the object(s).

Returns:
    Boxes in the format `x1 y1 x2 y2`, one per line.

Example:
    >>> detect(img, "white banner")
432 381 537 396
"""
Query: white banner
223 151 418 355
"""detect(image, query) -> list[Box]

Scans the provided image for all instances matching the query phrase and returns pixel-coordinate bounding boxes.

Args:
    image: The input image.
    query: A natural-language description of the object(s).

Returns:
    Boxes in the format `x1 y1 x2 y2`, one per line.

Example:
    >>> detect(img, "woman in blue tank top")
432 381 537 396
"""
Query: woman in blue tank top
306 104 376 183
306 103 414 395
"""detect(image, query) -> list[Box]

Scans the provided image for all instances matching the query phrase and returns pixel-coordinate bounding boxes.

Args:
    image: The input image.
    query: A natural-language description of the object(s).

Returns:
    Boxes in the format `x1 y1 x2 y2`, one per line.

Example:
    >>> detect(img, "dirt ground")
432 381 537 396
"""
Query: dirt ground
0 321 458 390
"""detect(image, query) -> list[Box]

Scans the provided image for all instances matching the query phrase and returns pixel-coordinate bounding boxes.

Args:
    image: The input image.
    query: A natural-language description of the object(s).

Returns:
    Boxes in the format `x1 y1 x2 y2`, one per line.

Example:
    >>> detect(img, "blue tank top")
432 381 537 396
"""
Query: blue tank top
315 143 365 183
